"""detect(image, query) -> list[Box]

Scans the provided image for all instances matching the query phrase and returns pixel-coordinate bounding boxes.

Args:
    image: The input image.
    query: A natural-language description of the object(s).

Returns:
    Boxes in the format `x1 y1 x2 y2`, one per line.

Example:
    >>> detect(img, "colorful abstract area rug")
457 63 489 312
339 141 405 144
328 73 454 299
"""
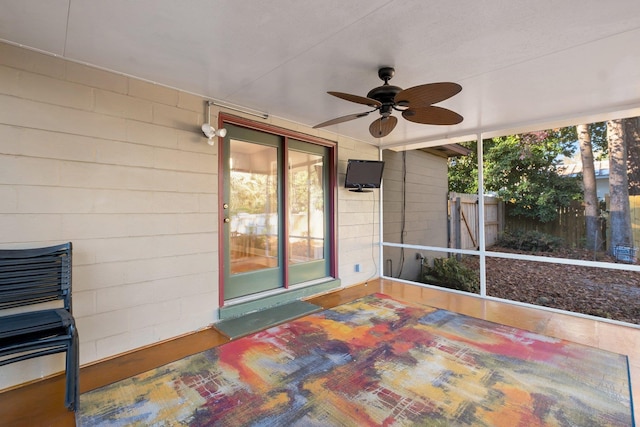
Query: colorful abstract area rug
77 294 634 426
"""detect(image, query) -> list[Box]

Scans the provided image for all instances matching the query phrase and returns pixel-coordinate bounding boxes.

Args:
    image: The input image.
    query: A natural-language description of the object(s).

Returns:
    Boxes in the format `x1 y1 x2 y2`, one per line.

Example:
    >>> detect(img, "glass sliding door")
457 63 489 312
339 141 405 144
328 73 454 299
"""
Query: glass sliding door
288 140 329 284
223 125 283 300
221 124 333 302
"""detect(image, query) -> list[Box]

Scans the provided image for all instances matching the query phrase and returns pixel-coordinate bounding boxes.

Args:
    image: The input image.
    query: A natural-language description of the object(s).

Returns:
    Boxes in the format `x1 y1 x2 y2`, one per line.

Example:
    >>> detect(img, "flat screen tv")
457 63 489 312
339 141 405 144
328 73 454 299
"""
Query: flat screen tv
344 159 385 192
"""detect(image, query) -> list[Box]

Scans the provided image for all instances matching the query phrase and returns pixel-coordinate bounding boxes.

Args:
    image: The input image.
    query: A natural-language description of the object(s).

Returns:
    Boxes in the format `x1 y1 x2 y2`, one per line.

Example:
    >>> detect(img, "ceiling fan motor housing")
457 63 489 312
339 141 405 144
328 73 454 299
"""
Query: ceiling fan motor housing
367 67 402 117
367 84 402 104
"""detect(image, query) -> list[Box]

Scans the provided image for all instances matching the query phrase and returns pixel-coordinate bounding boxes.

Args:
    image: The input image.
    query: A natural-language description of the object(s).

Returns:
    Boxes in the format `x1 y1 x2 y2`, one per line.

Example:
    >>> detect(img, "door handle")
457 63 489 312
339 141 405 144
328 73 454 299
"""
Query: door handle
224 217 230 223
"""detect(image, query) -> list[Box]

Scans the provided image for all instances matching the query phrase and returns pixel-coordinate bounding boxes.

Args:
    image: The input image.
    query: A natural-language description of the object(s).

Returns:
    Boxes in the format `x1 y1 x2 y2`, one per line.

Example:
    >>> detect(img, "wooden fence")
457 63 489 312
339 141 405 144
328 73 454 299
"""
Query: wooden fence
449 194 640 251
448 193 503 250
506 196 640 251
504 200 588 248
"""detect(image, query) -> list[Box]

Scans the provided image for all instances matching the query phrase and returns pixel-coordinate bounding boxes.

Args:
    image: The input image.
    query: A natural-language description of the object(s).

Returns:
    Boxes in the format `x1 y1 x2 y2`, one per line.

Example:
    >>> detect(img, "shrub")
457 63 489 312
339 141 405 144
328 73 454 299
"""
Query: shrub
421 257 480 293
497 229 563 252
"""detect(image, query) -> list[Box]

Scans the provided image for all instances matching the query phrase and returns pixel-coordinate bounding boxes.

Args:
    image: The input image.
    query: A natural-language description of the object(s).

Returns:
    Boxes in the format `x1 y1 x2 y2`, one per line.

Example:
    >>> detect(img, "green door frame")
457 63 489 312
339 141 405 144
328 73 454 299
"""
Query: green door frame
221 124 283 300
217 114 338 307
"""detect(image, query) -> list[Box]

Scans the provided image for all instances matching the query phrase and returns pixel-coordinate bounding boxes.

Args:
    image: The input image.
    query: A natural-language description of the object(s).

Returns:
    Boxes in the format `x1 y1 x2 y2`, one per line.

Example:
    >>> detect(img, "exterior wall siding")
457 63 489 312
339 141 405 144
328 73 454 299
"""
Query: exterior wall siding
382 150 449 281
0 42 379 390
336 140 382 284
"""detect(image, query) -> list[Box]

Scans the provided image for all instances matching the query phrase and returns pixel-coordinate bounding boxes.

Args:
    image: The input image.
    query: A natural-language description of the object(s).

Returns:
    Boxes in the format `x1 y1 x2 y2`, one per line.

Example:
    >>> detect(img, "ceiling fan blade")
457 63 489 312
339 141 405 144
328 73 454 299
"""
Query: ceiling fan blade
313 111 371 129
328 91 382 108
402 106 463 125
369 116 398 138
395 82 462 107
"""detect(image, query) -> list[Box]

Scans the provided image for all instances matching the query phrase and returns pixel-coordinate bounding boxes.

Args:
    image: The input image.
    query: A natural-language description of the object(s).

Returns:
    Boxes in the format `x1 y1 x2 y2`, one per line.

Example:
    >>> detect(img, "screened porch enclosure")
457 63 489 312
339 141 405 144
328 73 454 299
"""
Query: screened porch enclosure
382 119 640 327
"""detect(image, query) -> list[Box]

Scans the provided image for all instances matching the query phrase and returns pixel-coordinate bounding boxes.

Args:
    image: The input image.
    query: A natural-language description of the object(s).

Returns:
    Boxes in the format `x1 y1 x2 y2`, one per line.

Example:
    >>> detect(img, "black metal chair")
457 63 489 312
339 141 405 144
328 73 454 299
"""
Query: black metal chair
0 242 78 411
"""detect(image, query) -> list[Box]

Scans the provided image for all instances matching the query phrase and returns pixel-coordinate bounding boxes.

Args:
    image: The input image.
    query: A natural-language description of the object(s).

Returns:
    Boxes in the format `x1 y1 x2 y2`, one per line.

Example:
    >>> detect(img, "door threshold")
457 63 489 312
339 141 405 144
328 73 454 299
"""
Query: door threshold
219 278 340 320
214 300 322 339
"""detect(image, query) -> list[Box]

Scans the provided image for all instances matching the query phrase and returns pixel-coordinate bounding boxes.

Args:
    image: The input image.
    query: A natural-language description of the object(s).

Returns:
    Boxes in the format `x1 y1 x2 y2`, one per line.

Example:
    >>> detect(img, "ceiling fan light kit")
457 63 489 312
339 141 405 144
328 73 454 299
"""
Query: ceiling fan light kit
314 67 463 138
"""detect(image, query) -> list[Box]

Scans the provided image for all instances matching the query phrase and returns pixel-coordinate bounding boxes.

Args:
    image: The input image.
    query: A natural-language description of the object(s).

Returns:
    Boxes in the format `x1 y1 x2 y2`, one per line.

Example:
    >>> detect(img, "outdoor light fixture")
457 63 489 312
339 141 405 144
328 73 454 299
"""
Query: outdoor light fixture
201 123 227 145
202 101 227 146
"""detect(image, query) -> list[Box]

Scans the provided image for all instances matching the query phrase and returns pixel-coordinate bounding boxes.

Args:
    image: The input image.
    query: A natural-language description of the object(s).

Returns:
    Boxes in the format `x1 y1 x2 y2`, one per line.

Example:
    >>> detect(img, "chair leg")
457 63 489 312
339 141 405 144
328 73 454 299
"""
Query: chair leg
73 326 79 411
65 325 79 411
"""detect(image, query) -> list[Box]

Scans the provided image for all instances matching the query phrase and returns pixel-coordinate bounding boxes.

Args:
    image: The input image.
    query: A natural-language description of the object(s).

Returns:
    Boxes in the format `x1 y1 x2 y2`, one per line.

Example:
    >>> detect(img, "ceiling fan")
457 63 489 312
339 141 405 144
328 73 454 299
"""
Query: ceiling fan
313 67 463 138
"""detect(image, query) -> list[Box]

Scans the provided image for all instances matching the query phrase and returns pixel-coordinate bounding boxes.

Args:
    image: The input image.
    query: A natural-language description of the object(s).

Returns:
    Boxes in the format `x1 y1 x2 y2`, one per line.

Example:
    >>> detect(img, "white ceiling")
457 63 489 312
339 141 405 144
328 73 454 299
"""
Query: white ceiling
2 0 640 149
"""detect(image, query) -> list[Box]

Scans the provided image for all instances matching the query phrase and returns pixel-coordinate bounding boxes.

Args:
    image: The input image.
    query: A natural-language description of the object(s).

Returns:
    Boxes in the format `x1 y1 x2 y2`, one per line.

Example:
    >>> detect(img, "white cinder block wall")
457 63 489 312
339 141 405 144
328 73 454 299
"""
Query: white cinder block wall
0 42 379 390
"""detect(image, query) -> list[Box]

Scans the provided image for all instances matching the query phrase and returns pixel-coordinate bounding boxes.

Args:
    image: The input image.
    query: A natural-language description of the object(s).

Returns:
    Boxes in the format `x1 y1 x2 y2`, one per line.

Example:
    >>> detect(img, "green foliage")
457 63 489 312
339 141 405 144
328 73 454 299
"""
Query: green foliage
448 140 478 194
230 172 274 216
290 165 324 213
498 173 582 222
421 257 480 293
554 122 608 159
497 229 564 252
448 131 583 222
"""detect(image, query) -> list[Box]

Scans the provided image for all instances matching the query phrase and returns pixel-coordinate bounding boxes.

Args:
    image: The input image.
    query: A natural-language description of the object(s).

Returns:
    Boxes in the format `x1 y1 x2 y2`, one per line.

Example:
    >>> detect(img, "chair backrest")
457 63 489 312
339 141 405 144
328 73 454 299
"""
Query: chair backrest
0 242 72 311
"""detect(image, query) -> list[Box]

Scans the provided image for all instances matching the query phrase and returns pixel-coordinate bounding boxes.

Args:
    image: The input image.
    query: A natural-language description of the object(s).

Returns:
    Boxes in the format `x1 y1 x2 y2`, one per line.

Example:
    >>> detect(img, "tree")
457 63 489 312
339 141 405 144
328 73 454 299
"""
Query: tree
483 132 581 222
576 124 602 250
448 140 478 194
607 119 633 255
448 133 582 222
448 118 640 252
626 117 640 195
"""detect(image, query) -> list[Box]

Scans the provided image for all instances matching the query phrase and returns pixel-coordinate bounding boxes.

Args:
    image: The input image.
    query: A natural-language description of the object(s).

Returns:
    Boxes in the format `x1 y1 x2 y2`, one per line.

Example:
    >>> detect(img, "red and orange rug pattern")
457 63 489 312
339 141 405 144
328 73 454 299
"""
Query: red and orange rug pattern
77 294 634 426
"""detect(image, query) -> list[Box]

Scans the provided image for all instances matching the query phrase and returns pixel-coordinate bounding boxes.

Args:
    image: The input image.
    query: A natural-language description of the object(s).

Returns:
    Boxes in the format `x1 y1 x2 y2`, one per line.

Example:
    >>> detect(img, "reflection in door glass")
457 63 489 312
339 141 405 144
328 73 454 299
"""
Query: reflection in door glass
289 150 324 264
229 140 278 275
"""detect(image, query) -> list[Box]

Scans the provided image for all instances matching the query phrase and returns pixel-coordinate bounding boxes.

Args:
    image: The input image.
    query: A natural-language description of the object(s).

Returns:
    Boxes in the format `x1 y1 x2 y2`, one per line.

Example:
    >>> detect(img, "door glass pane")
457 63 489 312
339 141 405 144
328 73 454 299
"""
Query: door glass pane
289 150 324 264
229 140 279 275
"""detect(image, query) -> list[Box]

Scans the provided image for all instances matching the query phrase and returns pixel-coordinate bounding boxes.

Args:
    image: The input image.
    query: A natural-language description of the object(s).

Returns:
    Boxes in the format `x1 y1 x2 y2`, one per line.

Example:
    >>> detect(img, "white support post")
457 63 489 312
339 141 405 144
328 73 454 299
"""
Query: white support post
477 134 487 297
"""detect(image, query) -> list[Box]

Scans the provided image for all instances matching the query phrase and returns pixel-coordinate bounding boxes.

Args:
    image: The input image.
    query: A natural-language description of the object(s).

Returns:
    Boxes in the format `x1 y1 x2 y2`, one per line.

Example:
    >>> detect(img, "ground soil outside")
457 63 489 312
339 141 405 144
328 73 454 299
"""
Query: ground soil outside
461 247 640 325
